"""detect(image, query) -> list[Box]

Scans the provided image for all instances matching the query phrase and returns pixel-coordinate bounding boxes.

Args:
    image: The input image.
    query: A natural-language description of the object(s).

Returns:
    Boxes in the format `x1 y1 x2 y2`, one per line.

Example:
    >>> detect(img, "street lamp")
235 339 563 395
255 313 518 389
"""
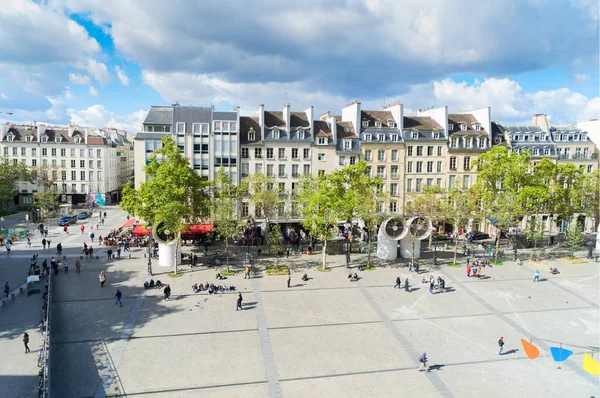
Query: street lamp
147 222 153 275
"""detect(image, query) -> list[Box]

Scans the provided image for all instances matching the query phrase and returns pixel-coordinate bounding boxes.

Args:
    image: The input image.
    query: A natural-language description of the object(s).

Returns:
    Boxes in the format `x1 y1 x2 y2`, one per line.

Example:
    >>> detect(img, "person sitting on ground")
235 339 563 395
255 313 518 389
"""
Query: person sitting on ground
216 272 223 280
192 283 199 293
348 273 353 281
422 277 428 284
357 266 364 272
353 273 358 281
302 273 308 281
155 280 162 288
144 281 151 289
550 267 560 275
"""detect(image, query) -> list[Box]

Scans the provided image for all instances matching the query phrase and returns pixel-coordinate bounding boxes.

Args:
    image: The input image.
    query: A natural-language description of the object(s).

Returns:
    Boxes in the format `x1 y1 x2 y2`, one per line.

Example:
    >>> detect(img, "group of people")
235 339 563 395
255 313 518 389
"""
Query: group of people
347 273 359 282
408 260 420 273
394 276 411 292
192 282 236 294
466 264 483 279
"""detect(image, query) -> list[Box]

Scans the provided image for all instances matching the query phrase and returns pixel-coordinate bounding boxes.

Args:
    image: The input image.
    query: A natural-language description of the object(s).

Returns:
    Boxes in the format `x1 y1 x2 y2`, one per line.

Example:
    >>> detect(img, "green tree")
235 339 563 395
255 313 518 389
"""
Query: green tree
297 174 343 270
239 173 287 253
210 168 239 270
34 165 61 216
0 157 35 207
404 185 445 252
119 136 208 273
472 146 530 261
564 215 584 258
441 189 477 265
525 217 545 260
572 169 600 232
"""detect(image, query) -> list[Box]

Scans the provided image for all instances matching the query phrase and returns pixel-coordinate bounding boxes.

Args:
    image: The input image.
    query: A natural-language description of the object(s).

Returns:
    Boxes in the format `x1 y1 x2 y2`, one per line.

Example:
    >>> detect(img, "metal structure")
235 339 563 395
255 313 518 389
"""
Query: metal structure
152 221 181 268
376 216 433 260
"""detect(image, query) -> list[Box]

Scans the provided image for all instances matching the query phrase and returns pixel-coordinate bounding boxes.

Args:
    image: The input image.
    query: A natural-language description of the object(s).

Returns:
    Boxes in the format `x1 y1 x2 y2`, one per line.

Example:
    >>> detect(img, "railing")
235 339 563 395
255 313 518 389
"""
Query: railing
558 153 597 160
39 273 52 397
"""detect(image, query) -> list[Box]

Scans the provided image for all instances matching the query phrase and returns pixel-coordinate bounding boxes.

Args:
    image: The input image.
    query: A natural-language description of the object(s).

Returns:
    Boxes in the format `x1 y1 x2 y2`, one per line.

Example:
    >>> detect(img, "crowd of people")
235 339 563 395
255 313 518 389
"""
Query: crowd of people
192 282 236 294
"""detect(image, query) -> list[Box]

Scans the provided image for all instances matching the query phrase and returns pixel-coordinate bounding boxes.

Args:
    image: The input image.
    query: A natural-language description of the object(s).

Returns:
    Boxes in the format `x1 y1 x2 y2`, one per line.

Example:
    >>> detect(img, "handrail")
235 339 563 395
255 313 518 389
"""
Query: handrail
39 272 52 398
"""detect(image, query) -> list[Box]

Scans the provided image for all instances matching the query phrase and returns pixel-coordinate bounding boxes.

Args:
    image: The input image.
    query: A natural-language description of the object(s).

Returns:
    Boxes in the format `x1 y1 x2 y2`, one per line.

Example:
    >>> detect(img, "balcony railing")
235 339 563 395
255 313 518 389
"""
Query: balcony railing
558 153 597 160
278 174 287 178
391 174 399 180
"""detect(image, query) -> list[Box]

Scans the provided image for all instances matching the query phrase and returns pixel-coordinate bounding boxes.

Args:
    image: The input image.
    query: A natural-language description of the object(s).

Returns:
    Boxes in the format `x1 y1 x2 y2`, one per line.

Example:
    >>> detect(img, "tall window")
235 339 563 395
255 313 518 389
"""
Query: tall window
407 146 413 156
71 171 76 180
303 148 310 159
266 148 274 159
391 150 398 161
377 166 385 178
437 161 442 173
278 164 286 178
255 148 262 158
416 178 422 192
416 146 423 156
278 148 285 159
176 122 185 134
449 157 457 170
406 179 412 192
407 162 413 173
391 166 398 179
390 201 397 212
427 146 433 156
51 148 56 156
292 148 299 159
365 150 372 161
427 161 433 173
378 150 385 161
464 157 471 170
416 161 423 173
241 148 249 158
437 146 442 156
390 183 398 196
449 175 456 189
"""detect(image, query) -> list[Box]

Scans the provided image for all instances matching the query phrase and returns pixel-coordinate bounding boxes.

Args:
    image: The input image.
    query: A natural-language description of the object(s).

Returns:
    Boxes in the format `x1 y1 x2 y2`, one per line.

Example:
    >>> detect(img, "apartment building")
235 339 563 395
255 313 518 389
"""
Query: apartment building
135 104 239 188
445 108 492 191
239 104 314 220
551 125 598 173
0 123 132 207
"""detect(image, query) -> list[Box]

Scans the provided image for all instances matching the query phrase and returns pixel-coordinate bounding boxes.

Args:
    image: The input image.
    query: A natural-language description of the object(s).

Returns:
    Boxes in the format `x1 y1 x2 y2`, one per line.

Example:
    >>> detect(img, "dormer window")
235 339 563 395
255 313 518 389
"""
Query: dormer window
387 122 395 128
365 134 372 142
474 124 481 131
343 140 351 150
7 134 14 142
362 121 369 128
344 128 349 133
448 124 454 131
411 132 418 139
533 148 539 156
318 137 326 145
433 132 440 139
273 128 280 139
248 131 256 141
55 137 62 143
26 136 32 143
544 148 550 155
74 137 81 144
495 137 501 144
40 137 48 143
391 134 398 142
378 134 385 142
561 134 566 140
460 123 467 131
375 122 382 128
299 131 305 139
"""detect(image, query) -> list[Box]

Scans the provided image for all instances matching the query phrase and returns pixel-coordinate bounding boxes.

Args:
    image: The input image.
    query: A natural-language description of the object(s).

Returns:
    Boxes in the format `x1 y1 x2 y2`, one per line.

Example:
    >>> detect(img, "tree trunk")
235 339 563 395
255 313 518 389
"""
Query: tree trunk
428 232 433 251
494 228 501 262
411 237 415 265
453 232 459 265
321 239 327 270
173 233 180 274
225 238 230 272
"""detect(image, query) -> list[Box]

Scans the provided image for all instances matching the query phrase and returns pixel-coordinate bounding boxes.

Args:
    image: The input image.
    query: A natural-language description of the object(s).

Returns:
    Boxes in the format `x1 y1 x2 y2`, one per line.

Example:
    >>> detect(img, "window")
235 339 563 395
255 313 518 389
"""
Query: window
427 178 433 186
318 153 326 161
89 160 94 168
416 161 423 173
255 163 263 174
2 147 6 155
299 131 305 139
437 161 442 173
460 123 467 131
407 146 413 156
390 201 397 212
433 132 440 139
390 183 398 196
278 148 285 159
587 165 593 173
292 164 299 177
61 148 66 157
97 172 102 182
407 162 413 173
365 134 372 142
378 134 385 142
71 171 76 180
266 148 274 159
362 121 369 128
474 124 481 131
278 165 286 178
52 160 57 167
463 175 470 189
318 137 326 145
80 149 85 157
448 124 454 131
406 179 413 192
303 148 310 159
416 178 422 192
97 149 102 157
12 147 17 156
192 123 202 135
241 203 249 217
451 137 458 147
292 148 299 159
391 150 398 161
89 171 94 181
32 148 36 156
450 157 457 170
339 156 346 166
391 134 398 142
61 160 66 168
40 137 48 143
411 132 418 139
532 148 539 156
479 138 486 148
51 148 56 156
214 121 222 132
350 156 356 165
365 150 372 161
375 121 382 128
25 136 32 143
41 148 47 156
241 148 250 158
343 140 351 150
377 166 385 178
465 137 472 148
378 150 385 161
273 129 280 139
248 132 256 141
303 164 310 175
388 122 395 128
427 161 433 173
416 146 423 156
437 146 442 156
255 148 262 158
222 122 230 132
176 122 185 134
42 159 47 166
437 178 442 187
80 171 86 181
193 144 202 154
543 148 550 156
391 166 398 179
31 159 37 167
55 137 62 143
427 146 433 156
20 147 26 156
80 160 85 167
464 157 471 170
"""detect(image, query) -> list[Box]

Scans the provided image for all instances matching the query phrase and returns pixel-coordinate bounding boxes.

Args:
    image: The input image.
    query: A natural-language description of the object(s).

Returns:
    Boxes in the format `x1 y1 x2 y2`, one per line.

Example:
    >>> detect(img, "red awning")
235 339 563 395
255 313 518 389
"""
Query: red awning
120 218 137 229
132 224 150 236
182 223 214 236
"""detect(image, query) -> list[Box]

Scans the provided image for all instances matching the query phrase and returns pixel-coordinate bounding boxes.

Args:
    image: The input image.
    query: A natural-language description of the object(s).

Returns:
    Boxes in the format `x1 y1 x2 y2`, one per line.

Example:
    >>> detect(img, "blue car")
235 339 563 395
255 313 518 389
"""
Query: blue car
77 211 92 220
58 215 77 226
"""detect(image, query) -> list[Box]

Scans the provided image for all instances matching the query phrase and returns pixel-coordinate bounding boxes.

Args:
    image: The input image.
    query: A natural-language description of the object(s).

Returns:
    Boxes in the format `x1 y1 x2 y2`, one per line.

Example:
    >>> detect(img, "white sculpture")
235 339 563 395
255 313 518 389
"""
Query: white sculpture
152 221 182 268
377 216 433 260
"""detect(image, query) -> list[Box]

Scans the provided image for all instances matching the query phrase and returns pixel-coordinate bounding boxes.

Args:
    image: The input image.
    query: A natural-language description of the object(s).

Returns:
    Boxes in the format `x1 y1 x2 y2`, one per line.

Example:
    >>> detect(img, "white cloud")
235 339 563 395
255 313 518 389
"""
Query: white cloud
68 104 146 132
0 93 9 100
77 58 111 84
88 86 100 97
69 73 92 85
115 66 129 86
574 74 590 82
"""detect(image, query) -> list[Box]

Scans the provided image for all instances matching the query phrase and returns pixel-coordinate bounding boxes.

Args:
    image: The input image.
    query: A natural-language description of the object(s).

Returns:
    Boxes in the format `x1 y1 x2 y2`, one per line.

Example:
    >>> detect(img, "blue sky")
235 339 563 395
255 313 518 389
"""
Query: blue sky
0 0 598 132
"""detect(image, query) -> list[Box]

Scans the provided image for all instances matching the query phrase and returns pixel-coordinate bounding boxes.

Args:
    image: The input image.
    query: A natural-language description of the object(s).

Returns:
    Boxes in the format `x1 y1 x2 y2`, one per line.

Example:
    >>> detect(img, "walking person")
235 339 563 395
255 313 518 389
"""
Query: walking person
117 247 121 260
23 333 30 353
163 284 171 300
63 258 69 274
404 278 409 292
244 266 250 279
429 281 434 295
42 238 46 250
287 276 291 288
4 281 9 299
44 227 48 237
75 259 81 274
90 231 95 242
236 292 243 311
533 269 540 282
467 264 471 278
99 271 106 288
64 225 69 235
408 261 413 272
418 352 429 372
114 289 122 307
394 276 401 289
498 336 505 355
80 225 85 235
26 237 31 247
51 257 58 276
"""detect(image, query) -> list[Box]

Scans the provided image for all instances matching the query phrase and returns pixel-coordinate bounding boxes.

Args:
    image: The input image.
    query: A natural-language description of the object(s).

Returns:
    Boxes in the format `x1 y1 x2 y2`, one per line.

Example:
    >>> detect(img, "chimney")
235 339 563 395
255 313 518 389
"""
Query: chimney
306 106 314 130
320 111 331 121
37 124 47 142
258 104 265 139
283 103 291 129
531 114 550 133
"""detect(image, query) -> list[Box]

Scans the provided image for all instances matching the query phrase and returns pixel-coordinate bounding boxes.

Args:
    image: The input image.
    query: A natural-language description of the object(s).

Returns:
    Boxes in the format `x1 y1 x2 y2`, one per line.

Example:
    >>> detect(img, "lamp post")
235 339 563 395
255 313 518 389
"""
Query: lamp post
147 222 153 275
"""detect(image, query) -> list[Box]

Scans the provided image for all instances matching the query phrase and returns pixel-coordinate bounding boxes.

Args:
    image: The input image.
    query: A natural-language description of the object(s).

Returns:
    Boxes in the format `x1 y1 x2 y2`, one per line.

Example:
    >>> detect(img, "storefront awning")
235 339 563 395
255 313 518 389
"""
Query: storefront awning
120 218 137 229
132 224 150 236
182 223 214 236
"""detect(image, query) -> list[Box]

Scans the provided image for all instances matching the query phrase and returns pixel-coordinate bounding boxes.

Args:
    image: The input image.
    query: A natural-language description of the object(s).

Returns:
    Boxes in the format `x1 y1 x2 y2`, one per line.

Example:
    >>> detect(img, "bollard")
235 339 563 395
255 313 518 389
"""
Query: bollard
96 255 99 260
80 256 83 260
19 286 24 294
10 293 16 301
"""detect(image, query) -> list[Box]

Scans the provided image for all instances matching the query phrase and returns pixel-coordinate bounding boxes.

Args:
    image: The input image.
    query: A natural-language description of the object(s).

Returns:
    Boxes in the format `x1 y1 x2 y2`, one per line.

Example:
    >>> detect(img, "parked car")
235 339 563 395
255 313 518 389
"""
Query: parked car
77 211 92 220
58 215 78 226
468 231 490 241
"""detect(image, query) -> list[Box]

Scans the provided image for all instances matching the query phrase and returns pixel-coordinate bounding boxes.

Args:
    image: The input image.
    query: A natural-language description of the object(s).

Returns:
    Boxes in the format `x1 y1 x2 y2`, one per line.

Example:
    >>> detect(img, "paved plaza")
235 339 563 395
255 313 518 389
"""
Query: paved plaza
1 207 599 397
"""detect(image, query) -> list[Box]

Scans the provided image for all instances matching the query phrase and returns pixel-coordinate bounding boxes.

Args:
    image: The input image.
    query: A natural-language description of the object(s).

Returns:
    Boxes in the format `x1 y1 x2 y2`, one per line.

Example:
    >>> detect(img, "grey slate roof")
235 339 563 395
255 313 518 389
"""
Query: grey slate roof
143 106 173 125
239 117 261 144
134 132 168 140
213 111 237 121
173 106 212 124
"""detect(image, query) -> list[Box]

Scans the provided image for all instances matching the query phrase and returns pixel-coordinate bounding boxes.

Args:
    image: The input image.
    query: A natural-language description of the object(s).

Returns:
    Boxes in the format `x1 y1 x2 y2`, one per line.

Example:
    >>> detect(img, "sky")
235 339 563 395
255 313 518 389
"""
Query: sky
0 0 598 133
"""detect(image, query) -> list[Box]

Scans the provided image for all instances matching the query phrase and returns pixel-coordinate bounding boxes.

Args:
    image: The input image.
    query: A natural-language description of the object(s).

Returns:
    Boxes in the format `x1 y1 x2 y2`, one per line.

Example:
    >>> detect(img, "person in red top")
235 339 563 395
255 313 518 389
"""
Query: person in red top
80 225 85 234
64 226 69 234
466 264 471 277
